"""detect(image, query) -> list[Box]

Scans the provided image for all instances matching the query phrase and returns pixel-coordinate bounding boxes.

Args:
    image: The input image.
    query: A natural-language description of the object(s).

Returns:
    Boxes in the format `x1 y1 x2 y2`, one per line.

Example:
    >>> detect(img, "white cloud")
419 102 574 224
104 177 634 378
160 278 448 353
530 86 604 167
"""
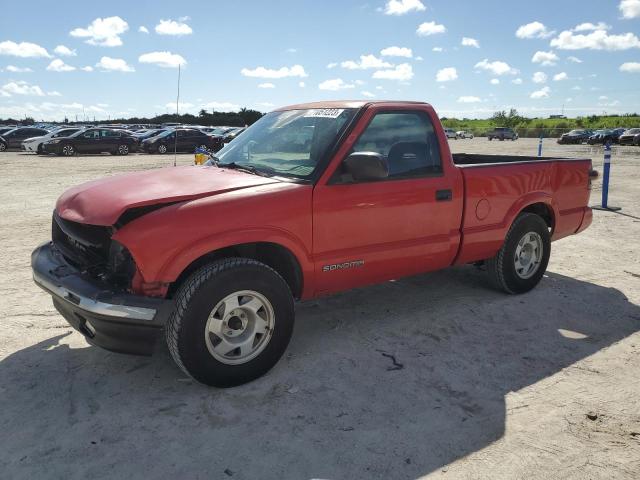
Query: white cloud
383 0 426 15
241 64 307 78
532 71 548 83
341 54 393 70
46 59 76 72
54 45 76 56
380 46 413 58
550 29 640 50
372 63 413 81
417 21 446 36
530 86 551 99
258 82 275 88
620 61 640 72
361 91 376 98
202 101 240 111
436 67 458 82
5 65 32 73
490 78 500 85
81 66 94 72
573 22 611 32
432 47 443 52
95 56 134 72
166 101 194 111
47 91 62 96
553 72 568 81
620 0 640 19
461 37 480 48
155 19 193 36
474 59 518 75
457 96 481 103
70 16 129 47
0 80 45 96
598 95 609 100
531 50 559 66
138 26 149 34
415 55 423 61
327 62 338 69
298 81 306 87
318 78 355 91
516 21 553 39
512 78 523 84
572 85 582 90
139 51 186 68
567 56 583 63
286 48 298 53
0 40 50 58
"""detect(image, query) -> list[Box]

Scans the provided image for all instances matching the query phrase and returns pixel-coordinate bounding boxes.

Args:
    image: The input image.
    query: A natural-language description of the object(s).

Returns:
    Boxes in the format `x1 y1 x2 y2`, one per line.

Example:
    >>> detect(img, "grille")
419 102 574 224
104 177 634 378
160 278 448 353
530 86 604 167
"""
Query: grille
52 211 112 271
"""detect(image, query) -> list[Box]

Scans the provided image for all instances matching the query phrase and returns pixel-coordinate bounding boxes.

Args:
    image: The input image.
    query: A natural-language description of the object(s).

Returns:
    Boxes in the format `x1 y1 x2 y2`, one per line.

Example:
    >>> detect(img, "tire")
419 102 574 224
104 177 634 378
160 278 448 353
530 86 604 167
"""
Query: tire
117 144 129 156
157 144 168 154
0 142 6 152
488 137 493 141
36 144 43 154
486 213 551 294
61 144 75 156
166 257 295 387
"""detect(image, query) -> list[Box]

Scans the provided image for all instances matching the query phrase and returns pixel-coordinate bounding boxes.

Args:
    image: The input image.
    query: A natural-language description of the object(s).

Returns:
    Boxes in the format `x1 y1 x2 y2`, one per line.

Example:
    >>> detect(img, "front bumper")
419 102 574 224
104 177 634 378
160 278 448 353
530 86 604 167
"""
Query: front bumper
31 242 174 355
619 137 636 146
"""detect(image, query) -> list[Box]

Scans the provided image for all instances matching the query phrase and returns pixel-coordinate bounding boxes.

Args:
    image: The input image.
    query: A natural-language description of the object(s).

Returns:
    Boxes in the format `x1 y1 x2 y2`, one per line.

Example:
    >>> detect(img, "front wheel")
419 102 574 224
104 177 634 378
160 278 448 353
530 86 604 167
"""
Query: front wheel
0 142 6 152
166 258 295 387
157 144 168 154
117 144 129 156
486 213 551 294
61 144 75 156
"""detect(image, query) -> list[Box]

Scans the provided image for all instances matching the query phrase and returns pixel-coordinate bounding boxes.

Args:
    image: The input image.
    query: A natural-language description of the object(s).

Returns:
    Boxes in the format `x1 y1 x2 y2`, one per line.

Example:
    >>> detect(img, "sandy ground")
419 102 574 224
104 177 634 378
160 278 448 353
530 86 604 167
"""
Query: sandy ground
0 139 639 479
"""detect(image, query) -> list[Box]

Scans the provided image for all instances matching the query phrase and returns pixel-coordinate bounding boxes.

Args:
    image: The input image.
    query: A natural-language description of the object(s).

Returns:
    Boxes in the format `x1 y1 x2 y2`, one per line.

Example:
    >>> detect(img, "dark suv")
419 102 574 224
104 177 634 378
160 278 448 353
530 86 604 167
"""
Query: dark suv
0 127 49 151
140 128 223 154
41 128 137 156
487 127 518 141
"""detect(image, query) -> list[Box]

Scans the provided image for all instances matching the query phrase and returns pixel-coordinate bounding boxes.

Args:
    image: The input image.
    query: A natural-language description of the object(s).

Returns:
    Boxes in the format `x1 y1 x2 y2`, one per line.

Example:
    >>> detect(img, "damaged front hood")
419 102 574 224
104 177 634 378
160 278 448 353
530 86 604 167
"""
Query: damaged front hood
56 165 280 226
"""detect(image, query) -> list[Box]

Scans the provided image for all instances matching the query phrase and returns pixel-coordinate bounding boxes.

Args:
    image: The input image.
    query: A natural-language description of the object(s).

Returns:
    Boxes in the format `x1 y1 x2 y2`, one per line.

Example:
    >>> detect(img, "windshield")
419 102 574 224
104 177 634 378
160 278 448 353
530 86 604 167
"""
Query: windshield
625 128 640 134
215 108 357 179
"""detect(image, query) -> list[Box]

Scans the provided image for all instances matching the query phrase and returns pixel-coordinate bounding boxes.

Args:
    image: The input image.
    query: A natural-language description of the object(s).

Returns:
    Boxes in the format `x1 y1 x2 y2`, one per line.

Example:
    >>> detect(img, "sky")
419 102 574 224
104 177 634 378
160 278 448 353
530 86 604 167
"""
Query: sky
0 0 639 121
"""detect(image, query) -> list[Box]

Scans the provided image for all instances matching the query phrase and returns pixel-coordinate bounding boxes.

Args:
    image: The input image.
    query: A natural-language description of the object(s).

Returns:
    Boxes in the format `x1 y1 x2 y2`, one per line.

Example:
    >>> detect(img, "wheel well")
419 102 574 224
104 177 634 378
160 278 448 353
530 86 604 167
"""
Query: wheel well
521 202 554 231
167 242 303 300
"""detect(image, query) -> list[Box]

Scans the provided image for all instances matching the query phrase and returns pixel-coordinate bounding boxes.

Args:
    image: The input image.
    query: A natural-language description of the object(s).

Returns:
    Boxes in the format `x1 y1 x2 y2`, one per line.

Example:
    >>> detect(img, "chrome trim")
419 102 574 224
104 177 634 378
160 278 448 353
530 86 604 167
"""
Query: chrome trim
33 272 157 321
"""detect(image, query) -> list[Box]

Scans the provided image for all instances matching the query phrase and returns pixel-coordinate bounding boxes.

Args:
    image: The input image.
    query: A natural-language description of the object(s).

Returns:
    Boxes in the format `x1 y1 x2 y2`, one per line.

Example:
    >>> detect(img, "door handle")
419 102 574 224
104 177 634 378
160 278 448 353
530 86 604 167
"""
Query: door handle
435 189 452 201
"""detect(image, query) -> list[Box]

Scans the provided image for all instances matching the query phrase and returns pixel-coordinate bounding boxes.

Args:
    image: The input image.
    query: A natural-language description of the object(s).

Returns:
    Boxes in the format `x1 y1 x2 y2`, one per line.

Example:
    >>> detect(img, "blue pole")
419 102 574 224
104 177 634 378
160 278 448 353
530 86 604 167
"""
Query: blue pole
537 134 543 157
601 143 611 209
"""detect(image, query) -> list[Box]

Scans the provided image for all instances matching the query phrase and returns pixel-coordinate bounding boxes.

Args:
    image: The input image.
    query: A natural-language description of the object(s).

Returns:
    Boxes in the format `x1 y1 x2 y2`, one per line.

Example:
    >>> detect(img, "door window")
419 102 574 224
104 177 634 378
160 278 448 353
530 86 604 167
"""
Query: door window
337 111 442 182
82 130 100 139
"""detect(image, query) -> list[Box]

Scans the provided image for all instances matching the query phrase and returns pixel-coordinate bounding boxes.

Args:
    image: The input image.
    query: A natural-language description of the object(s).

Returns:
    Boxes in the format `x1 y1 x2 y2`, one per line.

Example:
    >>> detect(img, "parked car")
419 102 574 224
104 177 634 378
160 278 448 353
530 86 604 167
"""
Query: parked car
618 128 640 146
222 127 246 143
487 127 518 141
32 100 594 387
22 128 83 154
140 128 223 154
587 128 625 145
557 129 593 145
0 127 49 150
456 130 474 139
41 128 137 156
444 128 457 139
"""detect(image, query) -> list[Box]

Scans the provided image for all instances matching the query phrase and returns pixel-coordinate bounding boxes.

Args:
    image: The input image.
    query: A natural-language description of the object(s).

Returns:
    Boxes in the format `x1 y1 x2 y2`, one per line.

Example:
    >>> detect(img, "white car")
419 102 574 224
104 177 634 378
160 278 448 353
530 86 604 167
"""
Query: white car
456 130 474 139
444 128 457 139
22 127 83 154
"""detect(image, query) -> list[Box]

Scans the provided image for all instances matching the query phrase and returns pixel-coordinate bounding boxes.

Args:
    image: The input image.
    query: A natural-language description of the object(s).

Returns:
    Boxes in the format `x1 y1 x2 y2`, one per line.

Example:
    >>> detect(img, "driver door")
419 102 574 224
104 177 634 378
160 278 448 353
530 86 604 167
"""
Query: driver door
312 107 463 295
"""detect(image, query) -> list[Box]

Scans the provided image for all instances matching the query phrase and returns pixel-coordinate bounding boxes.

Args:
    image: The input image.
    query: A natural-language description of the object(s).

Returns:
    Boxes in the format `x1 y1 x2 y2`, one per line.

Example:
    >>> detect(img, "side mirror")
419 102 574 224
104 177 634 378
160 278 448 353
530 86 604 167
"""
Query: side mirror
343 152 389 182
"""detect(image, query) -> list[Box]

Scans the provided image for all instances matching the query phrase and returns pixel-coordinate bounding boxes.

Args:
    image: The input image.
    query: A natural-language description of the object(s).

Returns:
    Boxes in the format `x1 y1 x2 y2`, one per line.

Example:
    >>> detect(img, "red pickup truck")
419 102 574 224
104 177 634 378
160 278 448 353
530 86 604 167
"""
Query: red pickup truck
32 101 593 387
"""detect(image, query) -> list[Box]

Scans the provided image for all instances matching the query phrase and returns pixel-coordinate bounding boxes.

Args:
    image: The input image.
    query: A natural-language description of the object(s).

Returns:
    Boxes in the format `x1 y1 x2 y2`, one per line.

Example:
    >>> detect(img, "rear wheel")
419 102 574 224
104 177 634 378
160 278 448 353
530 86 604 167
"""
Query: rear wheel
486 213 551 294
117 144 129 156
0 142 6 152
157 144 168 154
61 144 75 156
166 258 295 387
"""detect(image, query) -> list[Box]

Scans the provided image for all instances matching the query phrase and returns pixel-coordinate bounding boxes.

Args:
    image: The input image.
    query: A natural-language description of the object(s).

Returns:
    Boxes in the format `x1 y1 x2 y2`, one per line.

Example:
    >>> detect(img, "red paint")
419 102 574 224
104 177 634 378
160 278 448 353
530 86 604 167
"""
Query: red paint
55 101 593 300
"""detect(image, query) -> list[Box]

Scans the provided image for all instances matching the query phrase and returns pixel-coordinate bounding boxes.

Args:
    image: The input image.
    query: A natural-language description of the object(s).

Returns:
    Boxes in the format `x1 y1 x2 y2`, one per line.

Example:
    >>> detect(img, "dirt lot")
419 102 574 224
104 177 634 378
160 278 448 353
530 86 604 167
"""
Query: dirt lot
1 139 639 479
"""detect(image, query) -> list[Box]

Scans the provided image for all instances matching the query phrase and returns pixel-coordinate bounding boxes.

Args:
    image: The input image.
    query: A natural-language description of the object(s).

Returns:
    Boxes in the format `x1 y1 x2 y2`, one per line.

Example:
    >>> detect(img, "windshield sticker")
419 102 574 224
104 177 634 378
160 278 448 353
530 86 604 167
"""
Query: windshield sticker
304 109 345 119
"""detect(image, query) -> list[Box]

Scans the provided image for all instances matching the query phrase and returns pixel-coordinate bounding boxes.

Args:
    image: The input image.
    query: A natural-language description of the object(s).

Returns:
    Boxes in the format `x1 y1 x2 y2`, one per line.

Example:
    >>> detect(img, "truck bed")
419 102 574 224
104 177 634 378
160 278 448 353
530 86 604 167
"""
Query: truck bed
452 153 587 166
452 153 593 266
